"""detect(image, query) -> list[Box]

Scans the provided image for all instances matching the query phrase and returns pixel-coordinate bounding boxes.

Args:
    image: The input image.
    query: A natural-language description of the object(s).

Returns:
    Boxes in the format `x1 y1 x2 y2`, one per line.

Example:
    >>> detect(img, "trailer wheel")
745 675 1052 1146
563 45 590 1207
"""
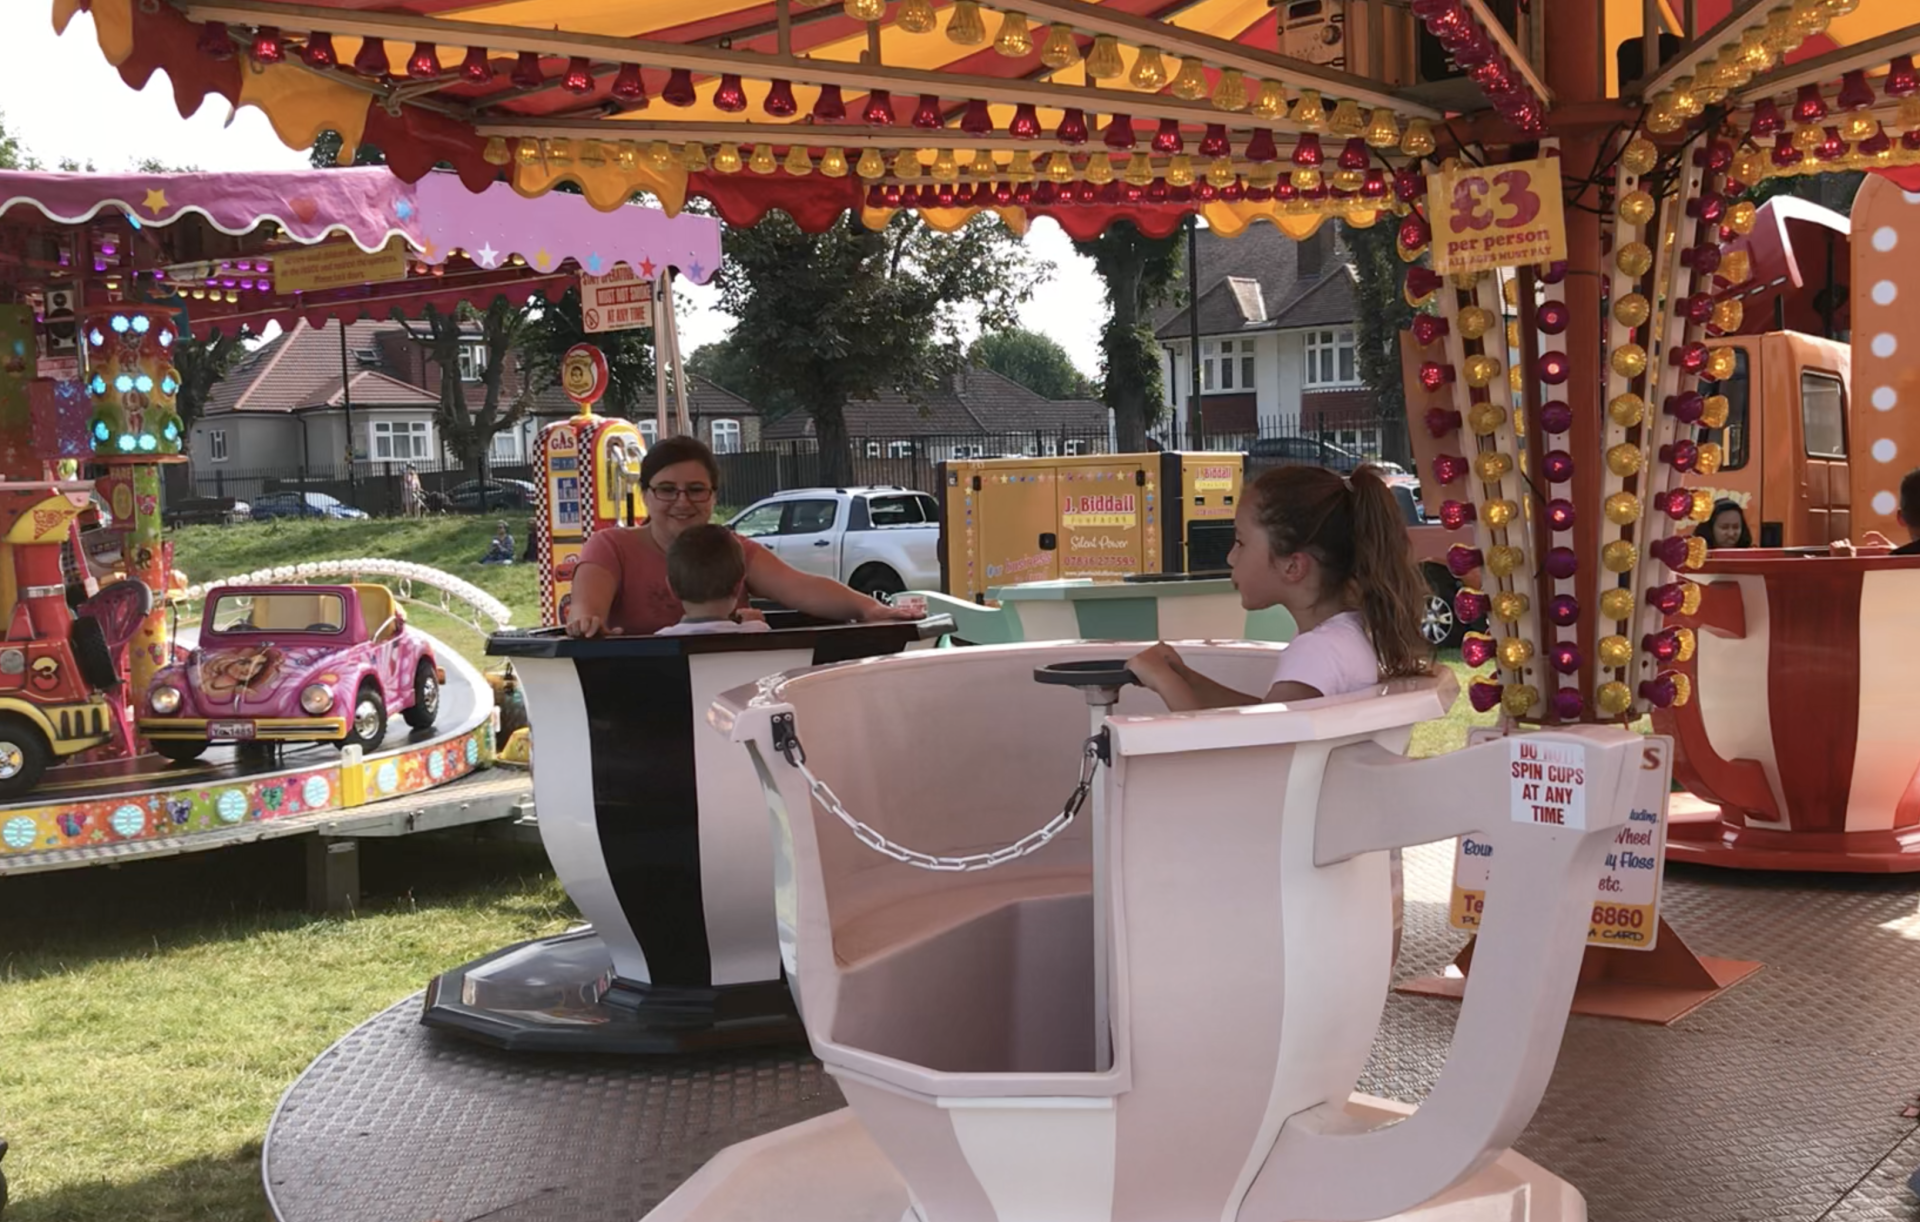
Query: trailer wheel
1421 564 1475 652
849 564 905 601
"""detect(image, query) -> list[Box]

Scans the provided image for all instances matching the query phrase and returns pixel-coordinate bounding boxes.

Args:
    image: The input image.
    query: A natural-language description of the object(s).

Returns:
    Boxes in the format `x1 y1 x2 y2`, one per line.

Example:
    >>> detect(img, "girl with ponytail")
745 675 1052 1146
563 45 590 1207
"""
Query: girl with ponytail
1129 464 1432 710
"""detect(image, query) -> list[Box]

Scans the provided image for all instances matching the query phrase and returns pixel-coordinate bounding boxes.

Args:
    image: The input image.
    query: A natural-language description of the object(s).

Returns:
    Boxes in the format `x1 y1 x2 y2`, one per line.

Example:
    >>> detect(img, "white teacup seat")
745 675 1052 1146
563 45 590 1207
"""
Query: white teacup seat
676 641 1640 1222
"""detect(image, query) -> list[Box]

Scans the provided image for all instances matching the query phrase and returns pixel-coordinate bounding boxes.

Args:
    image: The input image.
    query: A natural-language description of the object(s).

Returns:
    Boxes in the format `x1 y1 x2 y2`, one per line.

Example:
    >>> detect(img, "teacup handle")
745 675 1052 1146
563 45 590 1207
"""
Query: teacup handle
1241 727 1639 1222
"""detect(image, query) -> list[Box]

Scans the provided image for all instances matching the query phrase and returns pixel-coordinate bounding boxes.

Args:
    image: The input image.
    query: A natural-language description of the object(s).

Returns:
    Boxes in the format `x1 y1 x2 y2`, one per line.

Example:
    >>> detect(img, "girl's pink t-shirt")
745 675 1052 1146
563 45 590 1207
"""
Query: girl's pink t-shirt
576 526 764 635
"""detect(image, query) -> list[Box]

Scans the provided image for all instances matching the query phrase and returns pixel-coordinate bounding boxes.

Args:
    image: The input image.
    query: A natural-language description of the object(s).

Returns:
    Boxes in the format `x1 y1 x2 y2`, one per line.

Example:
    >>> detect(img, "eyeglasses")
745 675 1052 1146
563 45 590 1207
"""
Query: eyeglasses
646 483 715 503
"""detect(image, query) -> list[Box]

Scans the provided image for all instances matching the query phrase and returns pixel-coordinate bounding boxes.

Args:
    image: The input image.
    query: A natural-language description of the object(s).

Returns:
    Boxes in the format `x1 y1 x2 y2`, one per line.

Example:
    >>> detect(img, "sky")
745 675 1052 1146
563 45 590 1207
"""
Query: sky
3 10 1109 376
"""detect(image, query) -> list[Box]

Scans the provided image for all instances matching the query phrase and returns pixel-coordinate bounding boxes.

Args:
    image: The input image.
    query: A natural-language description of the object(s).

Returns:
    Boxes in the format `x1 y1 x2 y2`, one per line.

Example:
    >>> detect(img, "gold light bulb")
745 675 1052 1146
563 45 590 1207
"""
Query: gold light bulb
1606 443 1644 477
1205 157 1234 187
1608 393 1647 427
1124 151 1153 186
1611 344 1649 378
1712 299 1744 332
1401 118 1436 158
1047 152 1076 183
855 148 886 179
893 148 922 179
819 147 847 177
1600 588 1637 622
1486 546 1524 577
931 148 959 181
749 145 778 174
1695 443 1723 475
993 10 1033 56
1700 394 1730 429
1613 292 1651 328
712 143 743 173
681 142 709 172
1604 492 1642 525
1618 189 1656 226
1212 68 1248 112
1492 591 1529 622
1468 402 1507 436
1328 99 1366 136
1720 250 1752 284
1475 451 1514 481
1458 306 1496 340
844 0 885 20
1503 684 1540 718
1364 108 1400 149
1251 79 1287 120
1087 154 1115 184
1038 22 1076 67
1130 46 1169 90
783 145 814 176
1291 89 1326 129
1084 34 1124 80
1165 155 1194 187
1597 635 1634 668
947 0 988 45
1596 681 1634 716
1464 355 1502 388
1705 347 1737 380
1171 56 1210 101
1616 241 1654 276
898 0 938 33
1602 542 1638 573
1499 637 1536 669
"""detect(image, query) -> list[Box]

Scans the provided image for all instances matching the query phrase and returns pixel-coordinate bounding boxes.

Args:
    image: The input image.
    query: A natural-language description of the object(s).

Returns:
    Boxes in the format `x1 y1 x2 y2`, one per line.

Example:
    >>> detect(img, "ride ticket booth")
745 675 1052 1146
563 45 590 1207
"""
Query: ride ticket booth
422 612 949 1051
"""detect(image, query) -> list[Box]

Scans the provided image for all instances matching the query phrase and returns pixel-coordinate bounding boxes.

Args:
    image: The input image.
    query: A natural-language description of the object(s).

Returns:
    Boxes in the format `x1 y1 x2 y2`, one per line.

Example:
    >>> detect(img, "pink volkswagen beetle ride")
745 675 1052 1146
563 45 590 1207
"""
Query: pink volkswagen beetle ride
138 584 442 762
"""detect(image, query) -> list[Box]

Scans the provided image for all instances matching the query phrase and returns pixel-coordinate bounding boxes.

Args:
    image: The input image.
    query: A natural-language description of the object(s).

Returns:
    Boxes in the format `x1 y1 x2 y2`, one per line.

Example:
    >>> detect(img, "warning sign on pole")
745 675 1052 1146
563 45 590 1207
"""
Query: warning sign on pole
1449 732 1675 951
580 266 655 334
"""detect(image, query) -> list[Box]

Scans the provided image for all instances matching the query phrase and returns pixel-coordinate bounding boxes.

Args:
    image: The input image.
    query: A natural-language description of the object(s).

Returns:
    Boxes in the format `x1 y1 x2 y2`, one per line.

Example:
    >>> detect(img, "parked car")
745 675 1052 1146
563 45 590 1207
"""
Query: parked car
249 491 367 522
445 478 538 512
727 487 941 599
164 496 250 528
137 583 441 762
1244 435 1368 477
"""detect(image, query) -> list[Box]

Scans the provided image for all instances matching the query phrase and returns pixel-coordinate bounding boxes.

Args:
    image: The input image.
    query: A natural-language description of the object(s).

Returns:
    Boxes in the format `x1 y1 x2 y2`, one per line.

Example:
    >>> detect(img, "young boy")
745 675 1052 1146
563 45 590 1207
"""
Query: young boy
655 524 771 636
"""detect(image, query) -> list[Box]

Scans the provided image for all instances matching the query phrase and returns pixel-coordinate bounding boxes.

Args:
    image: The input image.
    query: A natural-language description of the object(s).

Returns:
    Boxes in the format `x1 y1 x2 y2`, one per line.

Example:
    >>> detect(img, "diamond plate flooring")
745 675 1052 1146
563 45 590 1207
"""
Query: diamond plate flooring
264 844 1920 1222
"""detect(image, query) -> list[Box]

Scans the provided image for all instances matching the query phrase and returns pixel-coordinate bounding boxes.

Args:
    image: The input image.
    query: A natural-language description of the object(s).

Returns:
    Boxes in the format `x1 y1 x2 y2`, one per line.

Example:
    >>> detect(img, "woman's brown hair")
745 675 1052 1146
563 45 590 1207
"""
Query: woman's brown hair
640 434 721 489
1249 464 1432 678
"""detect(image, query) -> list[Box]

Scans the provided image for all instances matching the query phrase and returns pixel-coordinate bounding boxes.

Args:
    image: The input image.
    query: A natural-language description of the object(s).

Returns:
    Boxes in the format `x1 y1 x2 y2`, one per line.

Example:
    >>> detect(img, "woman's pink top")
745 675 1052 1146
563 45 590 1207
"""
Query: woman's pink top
576 526 765 635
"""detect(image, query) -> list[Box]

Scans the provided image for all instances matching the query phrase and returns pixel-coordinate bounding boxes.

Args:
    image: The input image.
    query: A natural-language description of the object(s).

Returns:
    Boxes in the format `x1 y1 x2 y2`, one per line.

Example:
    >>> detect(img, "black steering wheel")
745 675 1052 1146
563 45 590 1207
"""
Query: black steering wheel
1033 659 1140 689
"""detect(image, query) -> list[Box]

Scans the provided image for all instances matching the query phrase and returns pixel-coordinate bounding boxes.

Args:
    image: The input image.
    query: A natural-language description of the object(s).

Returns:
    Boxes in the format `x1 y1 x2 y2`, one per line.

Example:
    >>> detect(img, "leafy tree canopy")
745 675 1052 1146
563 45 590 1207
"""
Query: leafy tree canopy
969 328 1096 400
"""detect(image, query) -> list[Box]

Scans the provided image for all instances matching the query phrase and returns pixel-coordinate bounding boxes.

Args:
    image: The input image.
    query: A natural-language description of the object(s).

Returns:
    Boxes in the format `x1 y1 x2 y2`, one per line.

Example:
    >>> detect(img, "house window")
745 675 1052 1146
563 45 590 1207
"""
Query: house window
637 419 658 447
457 343 488 382
711 418 742 455
371 420 431 461
866 441 883 459
1304 329 1358 389
887 440 913 459
1201 339 1256 393
490 429 520 464
948 444 987 461
1063 439 1086 456
207 429 229 462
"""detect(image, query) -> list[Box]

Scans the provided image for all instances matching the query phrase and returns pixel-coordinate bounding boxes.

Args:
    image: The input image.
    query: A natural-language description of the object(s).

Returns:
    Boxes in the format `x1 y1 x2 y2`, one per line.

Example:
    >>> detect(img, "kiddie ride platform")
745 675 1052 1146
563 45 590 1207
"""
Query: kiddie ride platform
373 638 1667 1222
0 635 497 877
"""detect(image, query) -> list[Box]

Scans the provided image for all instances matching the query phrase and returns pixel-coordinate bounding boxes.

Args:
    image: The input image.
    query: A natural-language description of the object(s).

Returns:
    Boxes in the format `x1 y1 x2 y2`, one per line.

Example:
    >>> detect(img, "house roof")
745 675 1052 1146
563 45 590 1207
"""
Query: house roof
1152 223 1357 340
305 369 444 410
527 373 757 421
760 367 1107 441
204 319 410 415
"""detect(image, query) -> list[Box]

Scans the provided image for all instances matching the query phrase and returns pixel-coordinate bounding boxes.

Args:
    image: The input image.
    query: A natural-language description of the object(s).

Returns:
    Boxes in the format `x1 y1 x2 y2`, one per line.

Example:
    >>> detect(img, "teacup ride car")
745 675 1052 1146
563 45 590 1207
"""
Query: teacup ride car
424 610 949 1052
137 584 441 761
663 640 1645 1222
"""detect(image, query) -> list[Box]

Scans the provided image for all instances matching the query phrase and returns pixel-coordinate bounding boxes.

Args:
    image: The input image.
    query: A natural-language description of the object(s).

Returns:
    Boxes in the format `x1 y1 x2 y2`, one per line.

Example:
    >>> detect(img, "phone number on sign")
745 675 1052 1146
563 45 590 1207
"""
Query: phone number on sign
1590 903 1651 945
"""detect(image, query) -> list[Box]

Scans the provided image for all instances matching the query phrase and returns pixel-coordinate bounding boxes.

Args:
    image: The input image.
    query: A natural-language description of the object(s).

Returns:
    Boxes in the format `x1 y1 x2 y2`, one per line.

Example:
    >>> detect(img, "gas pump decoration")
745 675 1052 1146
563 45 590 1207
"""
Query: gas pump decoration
533 344 646 627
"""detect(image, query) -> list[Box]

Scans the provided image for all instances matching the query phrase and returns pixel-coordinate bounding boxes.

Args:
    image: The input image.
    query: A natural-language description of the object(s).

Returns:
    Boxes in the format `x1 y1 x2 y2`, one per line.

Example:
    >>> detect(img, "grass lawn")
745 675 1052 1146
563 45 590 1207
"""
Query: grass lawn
0 835 575 1222
167 516 539 672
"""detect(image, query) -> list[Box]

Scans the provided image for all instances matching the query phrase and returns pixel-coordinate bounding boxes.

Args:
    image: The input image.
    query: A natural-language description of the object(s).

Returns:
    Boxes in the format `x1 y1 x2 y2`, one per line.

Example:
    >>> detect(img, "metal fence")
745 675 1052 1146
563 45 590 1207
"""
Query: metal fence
166 412 1413 520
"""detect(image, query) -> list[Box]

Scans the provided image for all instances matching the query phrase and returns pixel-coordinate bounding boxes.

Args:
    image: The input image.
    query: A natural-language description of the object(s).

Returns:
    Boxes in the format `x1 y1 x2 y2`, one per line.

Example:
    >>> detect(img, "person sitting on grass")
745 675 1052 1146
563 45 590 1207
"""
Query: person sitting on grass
655 524 771 636
480 521 514 565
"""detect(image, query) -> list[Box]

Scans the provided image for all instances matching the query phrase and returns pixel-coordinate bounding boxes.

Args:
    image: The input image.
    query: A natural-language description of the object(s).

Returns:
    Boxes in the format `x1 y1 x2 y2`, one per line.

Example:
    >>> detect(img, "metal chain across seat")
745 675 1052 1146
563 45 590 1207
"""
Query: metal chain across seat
774 715 1101 872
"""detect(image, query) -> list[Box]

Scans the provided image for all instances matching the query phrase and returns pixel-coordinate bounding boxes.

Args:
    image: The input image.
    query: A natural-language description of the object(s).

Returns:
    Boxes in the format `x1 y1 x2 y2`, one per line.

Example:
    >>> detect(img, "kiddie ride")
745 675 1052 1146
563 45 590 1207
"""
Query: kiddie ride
594 639 1652 1222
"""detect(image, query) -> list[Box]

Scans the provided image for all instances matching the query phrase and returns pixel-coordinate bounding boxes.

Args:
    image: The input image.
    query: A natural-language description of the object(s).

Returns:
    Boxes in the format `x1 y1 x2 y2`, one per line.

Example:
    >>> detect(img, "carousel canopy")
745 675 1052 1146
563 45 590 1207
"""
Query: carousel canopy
0 165 721 337
49 0 1920 238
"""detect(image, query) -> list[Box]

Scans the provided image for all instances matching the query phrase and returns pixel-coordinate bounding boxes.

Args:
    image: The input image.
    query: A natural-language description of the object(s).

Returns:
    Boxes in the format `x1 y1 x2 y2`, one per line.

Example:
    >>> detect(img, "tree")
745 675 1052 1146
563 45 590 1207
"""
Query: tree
0 113 28 170
686 336 756 397
969 329 1096 400
1074 222 1182 452
1340 218 1414 442
170 331 247 439
520 285 657 419
309 130 386 169
713 210 1043 484
393 298 537 479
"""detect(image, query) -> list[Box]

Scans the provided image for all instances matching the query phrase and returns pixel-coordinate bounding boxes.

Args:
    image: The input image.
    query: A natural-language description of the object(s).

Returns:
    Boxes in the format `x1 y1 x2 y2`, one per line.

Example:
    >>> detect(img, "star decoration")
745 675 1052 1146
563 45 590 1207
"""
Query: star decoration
638 258 657 278
585 252 604 274
474 243 499 268
143 188 168 215
534 248 552 269
687 260 705 280
395 199 415 220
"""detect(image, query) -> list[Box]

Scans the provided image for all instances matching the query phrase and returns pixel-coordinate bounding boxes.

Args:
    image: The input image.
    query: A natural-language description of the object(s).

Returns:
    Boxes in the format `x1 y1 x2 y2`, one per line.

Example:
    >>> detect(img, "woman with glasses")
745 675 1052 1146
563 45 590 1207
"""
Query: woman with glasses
564 435 917 637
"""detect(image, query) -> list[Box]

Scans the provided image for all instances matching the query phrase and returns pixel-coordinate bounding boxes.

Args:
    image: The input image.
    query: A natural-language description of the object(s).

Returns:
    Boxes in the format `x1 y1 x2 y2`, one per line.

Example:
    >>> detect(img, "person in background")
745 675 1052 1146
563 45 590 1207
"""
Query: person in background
521 513 538 563
1127 464 1431 709
655 525 772 636
1702 500 1752 550
1836 468 1920 556
402 464 424 519
565 436 915 637
480 521 514 565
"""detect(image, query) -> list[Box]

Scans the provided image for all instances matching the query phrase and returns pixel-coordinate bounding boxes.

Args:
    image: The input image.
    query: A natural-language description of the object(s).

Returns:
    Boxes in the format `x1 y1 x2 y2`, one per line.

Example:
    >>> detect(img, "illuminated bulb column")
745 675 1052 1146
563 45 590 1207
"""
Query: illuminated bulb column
83 306 185 698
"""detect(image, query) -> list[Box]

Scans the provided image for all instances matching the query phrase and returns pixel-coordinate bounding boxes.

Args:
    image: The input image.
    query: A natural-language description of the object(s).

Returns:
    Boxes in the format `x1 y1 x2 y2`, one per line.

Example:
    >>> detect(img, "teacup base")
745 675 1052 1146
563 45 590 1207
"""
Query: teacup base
642 1095 1586 1222
1669 792 1920 874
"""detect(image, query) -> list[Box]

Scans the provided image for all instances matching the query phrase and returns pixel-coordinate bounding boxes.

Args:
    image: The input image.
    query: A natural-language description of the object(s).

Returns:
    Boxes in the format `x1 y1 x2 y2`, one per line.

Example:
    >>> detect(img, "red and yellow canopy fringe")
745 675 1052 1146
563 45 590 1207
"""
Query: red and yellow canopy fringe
51 0 1920 239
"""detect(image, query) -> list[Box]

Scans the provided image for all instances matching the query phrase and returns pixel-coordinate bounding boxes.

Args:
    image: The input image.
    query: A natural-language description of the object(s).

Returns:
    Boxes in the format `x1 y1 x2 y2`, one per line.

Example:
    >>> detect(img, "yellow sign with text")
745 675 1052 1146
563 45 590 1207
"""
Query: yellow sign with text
273 239 410 295
1427 157 1568 276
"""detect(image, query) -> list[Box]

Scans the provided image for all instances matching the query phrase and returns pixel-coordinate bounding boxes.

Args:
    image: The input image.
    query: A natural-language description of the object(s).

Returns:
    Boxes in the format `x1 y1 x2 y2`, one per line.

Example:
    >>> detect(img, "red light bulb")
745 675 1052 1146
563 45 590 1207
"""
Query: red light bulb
1887 56 1919 98
1152 118 1183 154
961 99 993 136
1640 675 1679 709
1104 115 1136 149
1548 594 1580 626
866 185 887 209
1661 439 1699 472
406 41 439 79
1648 583 1687 615
1675 341 1708 372
1684 293 1714 324
1543 448 1574 484
882 184 903 207
1453 587 1490 622
1199 124 1230 158
461 46 495 84
1009 103 1041 138
1057 108 1089 144
1550 642 1582 675
1462 634 1497 669
1469 682 1506 713
1667 391 1705 423
1772 132 1802 169
1861 124 1893 156
1546 546 1578 580
912 94 943 129
1412 314 1449 347
1837 69 1875 111
863 89 895 125
1291 132 1322 167
1748 98 1783 139
1815 127 1845 162
761 78 796 116
1440 501 1477 531
197 20 235 60
1793 84 1829 124
1447 544 1484 577
1536 300 1569 334
711 72 746 110
938 184 958 207
813 84 846 122
1193 181 1217 202
1540 401 1573 434
250 26 286 65
1078 181 1101 204
1650 536 1692 570
1541 260 1568 285
1538 351 1570 384
991 182 1013 206
1660 490 1693 520
1149 178 1171 202
1394 168 1425 203
1551 688 1585 720
1418 361 1454 391
514 52 547 91
1399 214 1430 251
1405 267 1443 299
353 36 389 76
1424 407 1463 437
1643 630 1682 661
1032 182 1055 206
1338 137 1369 172
1546 499 1577 532
1362 169 1389 200
1241 129 1276 162
1221 180 1244 202
303 32 337 68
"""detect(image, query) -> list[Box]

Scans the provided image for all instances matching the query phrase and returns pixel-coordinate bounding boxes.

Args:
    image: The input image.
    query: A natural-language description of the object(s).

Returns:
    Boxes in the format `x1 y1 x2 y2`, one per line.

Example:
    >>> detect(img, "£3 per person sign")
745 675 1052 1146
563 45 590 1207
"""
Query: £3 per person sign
1427 156 1569 276
1450 732 1674 951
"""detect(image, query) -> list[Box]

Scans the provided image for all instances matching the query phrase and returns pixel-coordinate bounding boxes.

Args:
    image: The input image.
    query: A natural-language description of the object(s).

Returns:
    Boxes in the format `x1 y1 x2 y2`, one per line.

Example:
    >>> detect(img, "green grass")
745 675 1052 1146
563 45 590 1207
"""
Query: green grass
0 835 575 1222
167 516 540 671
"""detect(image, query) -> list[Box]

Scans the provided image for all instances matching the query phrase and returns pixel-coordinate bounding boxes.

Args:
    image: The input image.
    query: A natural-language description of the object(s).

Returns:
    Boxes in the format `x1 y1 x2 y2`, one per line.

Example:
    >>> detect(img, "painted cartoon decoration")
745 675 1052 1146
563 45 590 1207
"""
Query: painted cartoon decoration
82 306 184 459
1847 174 1920 536
533 344 646 626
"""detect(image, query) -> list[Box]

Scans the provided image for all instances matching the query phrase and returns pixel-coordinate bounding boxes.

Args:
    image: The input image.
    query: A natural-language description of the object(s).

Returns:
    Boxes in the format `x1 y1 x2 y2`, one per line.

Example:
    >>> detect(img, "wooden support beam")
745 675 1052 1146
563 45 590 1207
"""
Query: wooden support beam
1733 22 1920 100
1634 0 1771 97
182 0 1440 118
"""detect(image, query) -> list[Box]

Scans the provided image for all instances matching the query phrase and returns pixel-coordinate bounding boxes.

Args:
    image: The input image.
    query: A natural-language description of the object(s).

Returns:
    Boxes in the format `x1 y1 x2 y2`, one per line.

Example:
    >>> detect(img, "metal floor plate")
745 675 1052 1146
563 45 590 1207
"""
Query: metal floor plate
265 844 1920 1222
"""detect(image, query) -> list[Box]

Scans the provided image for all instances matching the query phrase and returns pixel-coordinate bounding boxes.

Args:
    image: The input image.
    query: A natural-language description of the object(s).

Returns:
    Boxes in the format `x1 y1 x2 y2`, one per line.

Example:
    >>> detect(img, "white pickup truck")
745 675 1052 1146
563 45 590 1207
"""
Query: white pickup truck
727 486 942 600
